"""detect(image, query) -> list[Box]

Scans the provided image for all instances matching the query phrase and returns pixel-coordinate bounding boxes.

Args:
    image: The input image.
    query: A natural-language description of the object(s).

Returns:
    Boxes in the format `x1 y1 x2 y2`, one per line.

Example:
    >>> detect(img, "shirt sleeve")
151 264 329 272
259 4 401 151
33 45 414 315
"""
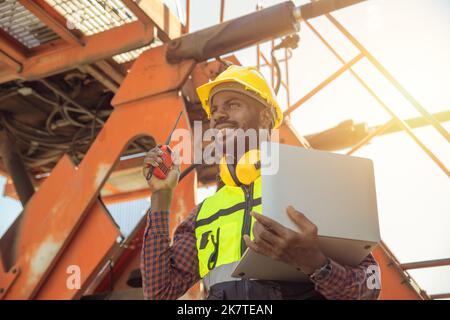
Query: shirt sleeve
311 253 382 300
140 205 201 300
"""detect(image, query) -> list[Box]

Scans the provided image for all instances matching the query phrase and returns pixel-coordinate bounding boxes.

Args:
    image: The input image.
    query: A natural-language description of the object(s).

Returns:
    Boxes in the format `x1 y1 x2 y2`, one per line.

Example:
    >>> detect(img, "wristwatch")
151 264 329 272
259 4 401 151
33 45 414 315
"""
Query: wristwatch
309 258 332 282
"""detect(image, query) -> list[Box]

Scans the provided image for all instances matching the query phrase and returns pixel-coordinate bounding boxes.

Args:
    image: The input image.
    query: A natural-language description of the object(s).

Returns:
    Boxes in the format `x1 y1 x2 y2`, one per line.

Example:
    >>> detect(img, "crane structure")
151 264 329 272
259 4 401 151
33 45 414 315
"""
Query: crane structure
0 0 448 300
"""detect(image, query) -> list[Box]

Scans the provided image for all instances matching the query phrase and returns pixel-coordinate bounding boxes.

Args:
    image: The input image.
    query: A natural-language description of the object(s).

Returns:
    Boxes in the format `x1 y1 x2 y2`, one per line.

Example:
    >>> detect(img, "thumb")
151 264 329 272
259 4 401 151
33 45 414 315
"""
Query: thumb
286 205 309 228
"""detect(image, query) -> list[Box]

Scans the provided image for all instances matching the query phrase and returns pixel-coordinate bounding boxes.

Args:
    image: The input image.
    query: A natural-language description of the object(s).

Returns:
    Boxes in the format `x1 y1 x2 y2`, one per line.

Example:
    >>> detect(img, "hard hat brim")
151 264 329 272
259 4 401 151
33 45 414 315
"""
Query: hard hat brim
196 77 283 129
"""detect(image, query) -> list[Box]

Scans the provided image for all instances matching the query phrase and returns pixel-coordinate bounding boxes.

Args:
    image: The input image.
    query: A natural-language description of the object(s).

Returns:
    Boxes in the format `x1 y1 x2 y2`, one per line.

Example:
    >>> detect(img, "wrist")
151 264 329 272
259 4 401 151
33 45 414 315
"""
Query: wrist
298 251 327 275
151 189 174 212
309 257 332 282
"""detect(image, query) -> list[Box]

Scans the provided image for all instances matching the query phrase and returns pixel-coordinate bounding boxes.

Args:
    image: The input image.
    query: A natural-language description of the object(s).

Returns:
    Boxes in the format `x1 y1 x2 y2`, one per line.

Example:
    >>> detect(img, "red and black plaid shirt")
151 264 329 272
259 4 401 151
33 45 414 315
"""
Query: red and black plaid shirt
141 205 381 300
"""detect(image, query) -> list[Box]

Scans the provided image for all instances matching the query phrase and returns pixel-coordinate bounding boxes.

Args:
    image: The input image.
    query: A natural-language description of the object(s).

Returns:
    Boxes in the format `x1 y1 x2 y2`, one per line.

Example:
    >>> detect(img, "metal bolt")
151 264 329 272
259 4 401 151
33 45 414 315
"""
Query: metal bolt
0 288 4 294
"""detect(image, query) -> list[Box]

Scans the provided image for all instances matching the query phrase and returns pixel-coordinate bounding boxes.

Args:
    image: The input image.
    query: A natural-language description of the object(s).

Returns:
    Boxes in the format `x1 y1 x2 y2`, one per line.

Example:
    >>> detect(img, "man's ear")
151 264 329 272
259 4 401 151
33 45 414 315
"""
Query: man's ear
259 107 274 129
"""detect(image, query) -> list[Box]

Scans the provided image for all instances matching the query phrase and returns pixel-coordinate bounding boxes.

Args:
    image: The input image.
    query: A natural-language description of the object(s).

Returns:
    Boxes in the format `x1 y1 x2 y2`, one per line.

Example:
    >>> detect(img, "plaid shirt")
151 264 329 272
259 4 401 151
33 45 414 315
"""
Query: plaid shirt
141 205 381 300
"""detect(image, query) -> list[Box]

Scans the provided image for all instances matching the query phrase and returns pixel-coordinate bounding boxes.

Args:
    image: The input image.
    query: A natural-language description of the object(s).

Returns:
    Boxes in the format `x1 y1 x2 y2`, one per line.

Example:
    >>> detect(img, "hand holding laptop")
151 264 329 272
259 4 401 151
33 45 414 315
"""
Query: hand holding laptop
232 142 380 281
243 206 327 275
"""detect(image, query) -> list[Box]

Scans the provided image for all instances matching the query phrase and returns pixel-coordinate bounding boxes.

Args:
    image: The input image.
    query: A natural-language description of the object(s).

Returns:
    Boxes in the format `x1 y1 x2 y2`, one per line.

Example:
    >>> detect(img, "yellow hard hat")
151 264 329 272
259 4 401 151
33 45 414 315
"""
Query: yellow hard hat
196 65 283 129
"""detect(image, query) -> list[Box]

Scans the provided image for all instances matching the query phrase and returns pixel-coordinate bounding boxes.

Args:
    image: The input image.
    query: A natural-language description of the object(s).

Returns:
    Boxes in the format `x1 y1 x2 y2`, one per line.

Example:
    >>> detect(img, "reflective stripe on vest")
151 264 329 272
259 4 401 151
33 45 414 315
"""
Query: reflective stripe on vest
195 176 262 278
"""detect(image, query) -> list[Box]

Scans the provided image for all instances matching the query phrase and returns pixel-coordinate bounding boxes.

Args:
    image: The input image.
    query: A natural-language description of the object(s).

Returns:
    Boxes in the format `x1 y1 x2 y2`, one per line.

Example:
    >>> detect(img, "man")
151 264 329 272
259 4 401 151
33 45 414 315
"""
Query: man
141 65 381 300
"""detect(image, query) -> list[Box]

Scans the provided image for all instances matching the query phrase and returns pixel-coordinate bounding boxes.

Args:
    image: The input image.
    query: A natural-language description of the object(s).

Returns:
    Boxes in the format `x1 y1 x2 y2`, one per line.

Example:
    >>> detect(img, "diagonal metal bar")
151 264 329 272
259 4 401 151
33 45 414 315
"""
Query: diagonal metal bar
220 0 225 23
321 6 450 143
400 258 450 270
284 53 364 117
0 29 28 63
126 0 182 41
78 65 119 93
430 293 450 300
305 20 450 177
377 110 450 135
0 51 22 72
300 0 368 20
121 0 154 26
94 61 125 85
347 120 395 155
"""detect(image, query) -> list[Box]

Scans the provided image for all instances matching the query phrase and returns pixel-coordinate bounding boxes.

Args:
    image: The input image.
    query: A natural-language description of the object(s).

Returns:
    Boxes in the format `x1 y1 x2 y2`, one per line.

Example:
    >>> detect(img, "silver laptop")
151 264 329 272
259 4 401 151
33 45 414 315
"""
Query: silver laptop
232 142 381 282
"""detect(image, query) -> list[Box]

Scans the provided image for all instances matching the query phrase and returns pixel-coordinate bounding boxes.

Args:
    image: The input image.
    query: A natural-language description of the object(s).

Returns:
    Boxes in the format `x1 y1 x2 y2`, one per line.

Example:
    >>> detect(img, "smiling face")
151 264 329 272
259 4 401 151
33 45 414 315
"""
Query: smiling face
209 90 273 160
209 91 263 131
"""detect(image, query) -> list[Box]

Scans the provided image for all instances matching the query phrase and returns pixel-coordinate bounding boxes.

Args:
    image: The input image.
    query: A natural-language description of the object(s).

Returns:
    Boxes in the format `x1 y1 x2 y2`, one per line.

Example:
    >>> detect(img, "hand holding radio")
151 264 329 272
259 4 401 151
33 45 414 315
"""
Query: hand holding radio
143 144 180 193
142 111 183 193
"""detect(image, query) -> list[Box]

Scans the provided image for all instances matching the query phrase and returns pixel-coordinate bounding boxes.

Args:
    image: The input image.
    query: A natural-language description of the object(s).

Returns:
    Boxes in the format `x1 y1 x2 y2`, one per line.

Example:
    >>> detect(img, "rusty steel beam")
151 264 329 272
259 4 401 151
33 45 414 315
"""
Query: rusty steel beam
2 153 149 201
400 258 450 271
0 51 22 73
112 44 195 106
0 261 19 300
0 21 155 84
127 0 182 41
0 68 20 83
34 200 121 299
0 44 196 299
102 188 150 205
0 28 27 66
122 0 154 26
18 0 84 46
0 131 35 206
102 182 121 195
94 61 125 84
79 65 119 93
82 218 147 297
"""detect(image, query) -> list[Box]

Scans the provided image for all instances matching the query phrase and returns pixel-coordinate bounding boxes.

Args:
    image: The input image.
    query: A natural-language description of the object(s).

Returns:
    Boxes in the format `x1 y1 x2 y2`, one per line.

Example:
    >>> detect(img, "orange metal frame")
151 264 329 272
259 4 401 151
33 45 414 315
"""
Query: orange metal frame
0 45 197 299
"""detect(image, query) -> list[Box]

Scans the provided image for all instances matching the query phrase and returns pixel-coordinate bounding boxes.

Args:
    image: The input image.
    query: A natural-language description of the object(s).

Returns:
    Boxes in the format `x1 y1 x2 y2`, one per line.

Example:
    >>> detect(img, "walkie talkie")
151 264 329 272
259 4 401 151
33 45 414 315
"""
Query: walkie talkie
146 111 183 181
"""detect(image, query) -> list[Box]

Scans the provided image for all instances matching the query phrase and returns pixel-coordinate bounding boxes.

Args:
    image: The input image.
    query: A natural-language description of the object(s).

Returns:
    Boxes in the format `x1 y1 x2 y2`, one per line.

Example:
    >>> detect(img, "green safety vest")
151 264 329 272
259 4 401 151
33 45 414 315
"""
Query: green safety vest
195 176 262 278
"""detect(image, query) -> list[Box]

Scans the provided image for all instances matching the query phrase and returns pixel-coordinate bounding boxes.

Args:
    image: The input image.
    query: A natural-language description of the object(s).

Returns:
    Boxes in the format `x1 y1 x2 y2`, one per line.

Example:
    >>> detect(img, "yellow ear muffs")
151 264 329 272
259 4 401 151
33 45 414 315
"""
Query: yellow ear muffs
219 155 238 187
236 149 261 185
219 149 261 186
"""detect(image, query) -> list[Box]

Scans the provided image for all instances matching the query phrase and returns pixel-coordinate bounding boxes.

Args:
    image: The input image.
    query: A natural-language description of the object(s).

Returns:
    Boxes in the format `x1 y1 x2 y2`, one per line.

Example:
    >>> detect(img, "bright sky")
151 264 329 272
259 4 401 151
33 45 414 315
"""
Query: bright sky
1 0 449 298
